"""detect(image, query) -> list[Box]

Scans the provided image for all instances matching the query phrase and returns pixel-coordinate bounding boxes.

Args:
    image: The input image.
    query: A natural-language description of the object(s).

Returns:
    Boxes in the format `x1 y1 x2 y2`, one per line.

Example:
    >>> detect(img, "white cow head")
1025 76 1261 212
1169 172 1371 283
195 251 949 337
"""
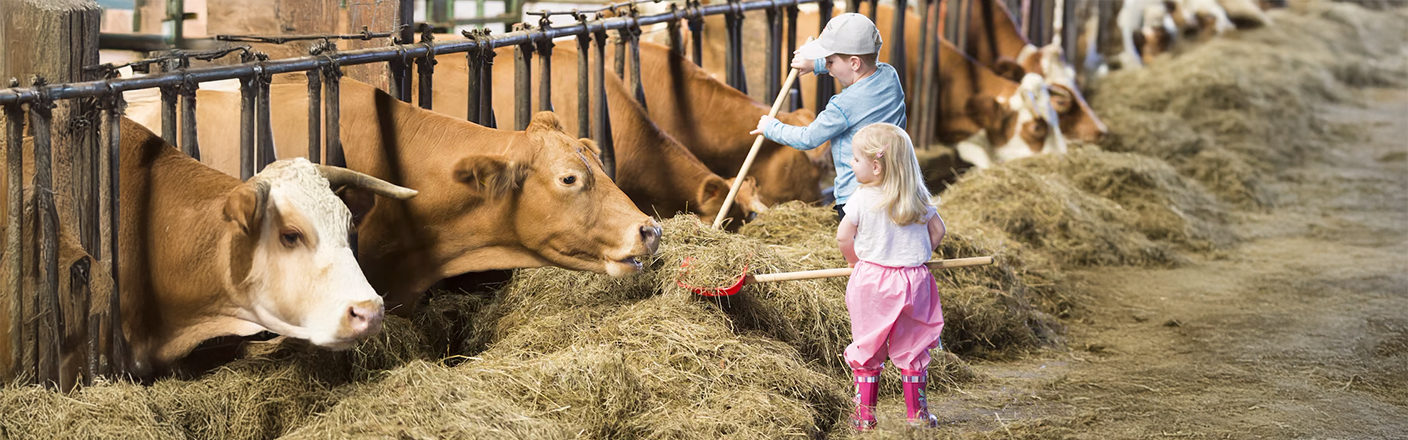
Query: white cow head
223 158 417 349
957 73 1068 169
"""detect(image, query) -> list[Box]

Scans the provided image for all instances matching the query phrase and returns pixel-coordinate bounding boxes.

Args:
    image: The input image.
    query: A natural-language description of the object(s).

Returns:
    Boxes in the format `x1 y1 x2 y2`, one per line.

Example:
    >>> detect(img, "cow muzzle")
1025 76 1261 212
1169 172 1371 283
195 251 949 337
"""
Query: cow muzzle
346 299 385 339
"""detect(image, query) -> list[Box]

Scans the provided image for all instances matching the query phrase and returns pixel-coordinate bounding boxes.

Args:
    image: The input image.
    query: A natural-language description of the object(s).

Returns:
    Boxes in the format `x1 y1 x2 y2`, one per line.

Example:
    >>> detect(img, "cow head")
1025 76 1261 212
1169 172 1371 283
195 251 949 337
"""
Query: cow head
223 158 417 349
958 73 1068 169
695 175 767 227
1030 44 1108 143
449 112 661 277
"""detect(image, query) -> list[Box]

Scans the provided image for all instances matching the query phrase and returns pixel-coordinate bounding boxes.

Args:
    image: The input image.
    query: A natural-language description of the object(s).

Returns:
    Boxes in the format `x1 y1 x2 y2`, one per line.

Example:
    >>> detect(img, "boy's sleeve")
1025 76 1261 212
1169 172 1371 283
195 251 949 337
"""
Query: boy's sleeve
813 58 829 75
763 103 849 151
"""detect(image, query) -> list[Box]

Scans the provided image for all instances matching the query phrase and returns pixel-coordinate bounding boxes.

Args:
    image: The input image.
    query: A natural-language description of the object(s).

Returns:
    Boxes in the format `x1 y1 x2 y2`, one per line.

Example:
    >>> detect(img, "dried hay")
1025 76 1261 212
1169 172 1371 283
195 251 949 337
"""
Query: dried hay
1091 1 1407 208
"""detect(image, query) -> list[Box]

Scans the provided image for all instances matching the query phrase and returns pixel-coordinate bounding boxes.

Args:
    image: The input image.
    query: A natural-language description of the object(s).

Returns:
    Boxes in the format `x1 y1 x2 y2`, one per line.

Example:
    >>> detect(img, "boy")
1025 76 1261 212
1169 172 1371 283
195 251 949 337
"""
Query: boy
750 13 907 221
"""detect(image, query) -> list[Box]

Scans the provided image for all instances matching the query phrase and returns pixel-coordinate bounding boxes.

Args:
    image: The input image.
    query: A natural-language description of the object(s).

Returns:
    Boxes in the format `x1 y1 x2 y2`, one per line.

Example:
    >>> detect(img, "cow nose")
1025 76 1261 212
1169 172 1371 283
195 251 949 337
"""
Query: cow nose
746 211 759 222
347 300 384 336
640 223 662 254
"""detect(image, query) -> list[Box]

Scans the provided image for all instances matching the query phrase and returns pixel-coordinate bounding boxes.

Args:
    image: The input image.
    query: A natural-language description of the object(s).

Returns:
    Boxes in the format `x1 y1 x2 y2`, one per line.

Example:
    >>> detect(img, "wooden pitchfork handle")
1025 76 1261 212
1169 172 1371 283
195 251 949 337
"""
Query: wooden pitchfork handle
712 45 808 229
746 256 995 283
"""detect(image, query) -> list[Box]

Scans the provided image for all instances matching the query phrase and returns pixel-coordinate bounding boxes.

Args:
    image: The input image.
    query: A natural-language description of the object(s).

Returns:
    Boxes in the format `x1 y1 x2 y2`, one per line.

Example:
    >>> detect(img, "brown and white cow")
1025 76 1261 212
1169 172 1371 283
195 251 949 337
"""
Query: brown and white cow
1 119 417 379
135 80 663 311
1117 0 1180 67
608 41 829 206
411 44 769 226
956 0 1109 143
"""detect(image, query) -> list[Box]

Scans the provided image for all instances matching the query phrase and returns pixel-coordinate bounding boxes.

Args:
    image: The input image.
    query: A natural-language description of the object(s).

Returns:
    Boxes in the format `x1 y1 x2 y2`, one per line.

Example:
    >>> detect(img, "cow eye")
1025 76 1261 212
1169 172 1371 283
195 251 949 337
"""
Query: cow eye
280 231 302 248
561 175 577 186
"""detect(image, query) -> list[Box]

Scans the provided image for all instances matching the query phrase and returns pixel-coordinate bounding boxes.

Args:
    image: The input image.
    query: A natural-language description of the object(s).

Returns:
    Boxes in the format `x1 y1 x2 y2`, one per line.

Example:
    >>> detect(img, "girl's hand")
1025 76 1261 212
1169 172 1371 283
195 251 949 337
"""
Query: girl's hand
749 115 777 136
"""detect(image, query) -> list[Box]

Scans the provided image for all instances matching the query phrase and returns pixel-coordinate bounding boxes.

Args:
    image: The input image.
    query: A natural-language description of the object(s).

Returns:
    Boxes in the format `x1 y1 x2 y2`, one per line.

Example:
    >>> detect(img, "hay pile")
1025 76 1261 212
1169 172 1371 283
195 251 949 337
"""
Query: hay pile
1092 1 1408 207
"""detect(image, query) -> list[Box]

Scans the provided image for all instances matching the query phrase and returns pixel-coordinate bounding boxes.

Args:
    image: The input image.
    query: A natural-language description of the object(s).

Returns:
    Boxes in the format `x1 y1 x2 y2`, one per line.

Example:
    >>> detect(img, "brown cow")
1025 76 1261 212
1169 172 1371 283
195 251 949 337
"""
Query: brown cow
131 79 663 310
412 44 768 225
2 119 417 380
608 41 829 206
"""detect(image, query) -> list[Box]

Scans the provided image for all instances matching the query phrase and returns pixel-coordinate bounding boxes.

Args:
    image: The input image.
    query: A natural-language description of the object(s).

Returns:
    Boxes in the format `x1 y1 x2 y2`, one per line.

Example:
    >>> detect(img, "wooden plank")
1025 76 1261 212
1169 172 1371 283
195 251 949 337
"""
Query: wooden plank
206 0 339 63
345 0 403 93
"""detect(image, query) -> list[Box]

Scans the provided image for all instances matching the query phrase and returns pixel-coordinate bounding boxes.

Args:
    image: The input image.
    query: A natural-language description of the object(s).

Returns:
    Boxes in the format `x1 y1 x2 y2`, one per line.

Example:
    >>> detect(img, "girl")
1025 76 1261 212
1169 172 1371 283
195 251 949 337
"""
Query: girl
836 123 947 430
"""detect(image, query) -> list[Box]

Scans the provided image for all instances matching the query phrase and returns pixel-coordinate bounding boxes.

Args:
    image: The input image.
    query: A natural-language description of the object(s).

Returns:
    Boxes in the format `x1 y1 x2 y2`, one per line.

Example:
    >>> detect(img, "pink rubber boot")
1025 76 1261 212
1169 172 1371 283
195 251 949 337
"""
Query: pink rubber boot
902 369 939 428
850 369 881 431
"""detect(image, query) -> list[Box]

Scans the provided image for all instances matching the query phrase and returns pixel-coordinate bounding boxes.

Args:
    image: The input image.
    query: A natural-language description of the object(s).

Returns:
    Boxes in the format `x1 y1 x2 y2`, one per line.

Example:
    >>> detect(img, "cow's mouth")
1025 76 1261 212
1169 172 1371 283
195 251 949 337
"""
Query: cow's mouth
619 256 644 271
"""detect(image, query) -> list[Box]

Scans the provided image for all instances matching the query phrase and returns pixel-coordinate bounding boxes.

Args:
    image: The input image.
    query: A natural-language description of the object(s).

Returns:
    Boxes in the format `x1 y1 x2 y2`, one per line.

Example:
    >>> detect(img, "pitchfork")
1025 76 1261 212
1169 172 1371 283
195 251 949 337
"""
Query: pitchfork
680 256 996 297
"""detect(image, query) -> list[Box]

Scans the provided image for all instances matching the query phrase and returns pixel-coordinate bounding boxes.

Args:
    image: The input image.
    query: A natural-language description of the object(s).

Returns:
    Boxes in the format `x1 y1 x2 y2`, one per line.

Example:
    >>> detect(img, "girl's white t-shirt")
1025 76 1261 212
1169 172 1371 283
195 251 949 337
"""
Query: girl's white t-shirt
843 186 937 268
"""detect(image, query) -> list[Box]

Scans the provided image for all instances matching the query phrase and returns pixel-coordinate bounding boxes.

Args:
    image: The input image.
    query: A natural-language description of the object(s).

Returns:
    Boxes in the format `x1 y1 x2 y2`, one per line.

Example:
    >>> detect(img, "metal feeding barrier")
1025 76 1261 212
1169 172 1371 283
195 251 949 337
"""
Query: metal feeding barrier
1 0 1078 389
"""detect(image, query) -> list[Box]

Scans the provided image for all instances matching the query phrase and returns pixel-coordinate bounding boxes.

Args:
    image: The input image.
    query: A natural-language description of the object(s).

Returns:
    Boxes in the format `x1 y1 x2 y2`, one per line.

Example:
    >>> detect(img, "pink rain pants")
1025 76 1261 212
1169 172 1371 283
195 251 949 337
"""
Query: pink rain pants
843 260 945 372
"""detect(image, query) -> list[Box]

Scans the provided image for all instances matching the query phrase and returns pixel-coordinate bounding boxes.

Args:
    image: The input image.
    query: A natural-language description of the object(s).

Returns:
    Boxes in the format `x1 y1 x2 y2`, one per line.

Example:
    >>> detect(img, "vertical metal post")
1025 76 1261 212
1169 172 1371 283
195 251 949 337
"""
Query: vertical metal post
892 0 908 89
239 74 256 181
159 85 177 147
725 1 748 94
466 30 483 125
324 54 346 168
417 25 438 111
766 5 782 103
816 0 835 113
688 1 704 66
667 3 685 56
614 29 627 80
786 4 803 111
256 67 276 172
514 37 534 131
627 18 647 112
178 77 200 161
847 0 859 13
868 0 880 21
481 44 497 130
306 67 322 164
393 0 415 102
29 81 60 388
576 20 591 139
912 0 931 144
4 99 24 381
592 26 616 179
537 19 555 113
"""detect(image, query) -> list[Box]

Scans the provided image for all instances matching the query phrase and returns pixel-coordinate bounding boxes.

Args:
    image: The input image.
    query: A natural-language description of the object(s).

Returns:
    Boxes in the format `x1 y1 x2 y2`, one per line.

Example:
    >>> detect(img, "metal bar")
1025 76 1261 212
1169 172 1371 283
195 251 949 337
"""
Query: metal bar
256 71 276 172
815 0 834 113
614 28 627 80
168 0 186 49
577 29 591 139
847 0 859 13
417 25 438 111
628 22 647 112
325 62 345 168
592 28 616 179
766 5 782 103
1 0 822 107
466 32 483 125
160 85 177 146
667 3 684 55
786 5 802 111
30 89 60 388
892 0 908 90
688 1 704 66
537 28 554 113
306 69 321 164
395 0 415 102
956 0 971 54
867 0 879 21
178 79 200 161
239 75 256 181
479 43 498 129
514 41 534 131
724 2 739 91
4 102 23 382
912 0 931 144
731 2 748 94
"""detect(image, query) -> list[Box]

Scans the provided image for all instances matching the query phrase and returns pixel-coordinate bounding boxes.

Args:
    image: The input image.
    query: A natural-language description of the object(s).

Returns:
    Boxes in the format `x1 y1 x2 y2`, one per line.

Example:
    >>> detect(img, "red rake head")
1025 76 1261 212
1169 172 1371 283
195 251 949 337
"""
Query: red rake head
677 257 748 297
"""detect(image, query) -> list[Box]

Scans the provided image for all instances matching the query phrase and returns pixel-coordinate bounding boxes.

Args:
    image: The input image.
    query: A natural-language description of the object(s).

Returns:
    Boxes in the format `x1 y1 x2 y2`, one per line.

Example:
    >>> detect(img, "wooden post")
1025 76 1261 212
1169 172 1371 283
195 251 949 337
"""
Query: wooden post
4 102 24 382
346 0 407 93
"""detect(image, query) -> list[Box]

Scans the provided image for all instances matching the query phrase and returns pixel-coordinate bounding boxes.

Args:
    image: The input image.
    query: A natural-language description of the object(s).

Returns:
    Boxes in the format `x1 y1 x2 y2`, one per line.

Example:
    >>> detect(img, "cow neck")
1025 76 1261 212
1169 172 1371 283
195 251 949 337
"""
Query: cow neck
603 74 721 215
340 87 535 299
645 43 781 163
937 40 1017 141
117 122 266 371
967 0 1033 65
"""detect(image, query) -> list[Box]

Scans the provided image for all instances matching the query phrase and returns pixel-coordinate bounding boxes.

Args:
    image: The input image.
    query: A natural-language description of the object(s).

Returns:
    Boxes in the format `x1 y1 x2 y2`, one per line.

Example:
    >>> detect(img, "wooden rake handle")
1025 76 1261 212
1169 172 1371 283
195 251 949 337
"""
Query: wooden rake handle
745 256 996 283
711 66 804 229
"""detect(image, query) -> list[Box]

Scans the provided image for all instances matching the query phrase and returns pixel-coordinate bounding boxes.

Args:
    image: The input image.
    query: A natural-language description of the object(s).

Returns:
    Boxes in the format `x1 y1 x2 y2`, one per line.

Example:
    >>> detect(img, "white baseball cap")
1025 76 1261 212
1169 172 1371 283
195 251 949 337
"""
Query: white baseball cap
798 13 883 60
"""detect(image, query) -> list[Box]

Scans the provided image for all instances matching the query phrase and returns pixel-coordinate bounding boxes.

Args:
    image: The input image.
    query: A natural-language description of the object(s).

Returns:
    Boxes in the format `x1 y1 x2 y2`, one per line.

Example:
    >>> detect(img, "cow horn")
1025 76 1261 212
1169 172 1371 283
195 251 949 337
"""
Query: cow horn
315 165 419 200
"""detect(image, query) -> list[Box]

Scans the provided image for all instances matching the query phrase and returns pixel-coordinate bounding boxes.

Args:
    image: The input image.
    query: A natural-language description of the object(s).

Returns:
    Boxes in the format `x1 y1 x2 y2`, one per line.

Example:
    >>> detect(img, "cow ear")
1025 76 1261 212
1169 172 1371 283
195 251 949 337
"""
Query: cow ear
1047 85 1074 114
578 138 602 157
453 154 527 198
965 95 1005 131
334 186 377 227
697 176 730 205
992 58 1027 82
223 180 271 234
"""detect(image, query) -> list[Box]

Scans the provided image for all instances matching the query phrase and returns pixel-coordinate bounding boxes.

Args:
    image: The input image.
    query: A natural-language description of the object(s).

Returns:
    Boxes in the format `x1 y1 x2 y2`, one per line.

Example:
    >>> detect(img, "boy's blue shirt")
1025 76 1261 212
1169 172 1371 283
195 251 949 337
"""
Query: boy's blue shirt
763 60 907 205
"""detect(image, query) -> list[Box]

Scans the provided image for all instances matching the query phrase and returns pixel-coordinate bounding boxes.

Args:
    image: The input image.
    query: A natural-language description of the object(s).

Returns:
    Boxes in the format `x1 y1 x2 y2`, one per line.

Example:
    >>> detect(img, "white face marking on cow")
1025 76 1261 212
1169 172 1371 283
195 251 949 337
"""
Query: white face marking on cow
235 159 385 350
990 74 1067 162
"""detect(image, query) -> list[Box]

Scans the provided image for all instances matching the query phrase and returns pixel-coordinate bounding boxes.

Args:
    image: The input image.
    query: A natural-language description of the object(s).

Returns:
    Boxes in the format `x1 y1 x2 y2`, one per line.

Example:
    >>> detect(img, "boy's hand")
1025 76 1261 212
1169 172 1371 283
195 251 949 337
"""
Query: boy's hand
749 115 777 136
791 53 814 75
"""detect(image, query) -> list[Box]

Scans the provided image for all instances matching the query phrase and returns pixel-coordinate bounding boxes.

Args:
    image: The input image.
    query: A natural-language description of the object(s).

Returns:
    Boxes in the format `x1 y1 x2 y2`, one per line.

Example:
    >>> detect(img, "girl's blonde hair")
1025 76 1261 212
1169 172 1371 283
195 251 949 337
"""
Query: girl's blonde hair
854 123 933 225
